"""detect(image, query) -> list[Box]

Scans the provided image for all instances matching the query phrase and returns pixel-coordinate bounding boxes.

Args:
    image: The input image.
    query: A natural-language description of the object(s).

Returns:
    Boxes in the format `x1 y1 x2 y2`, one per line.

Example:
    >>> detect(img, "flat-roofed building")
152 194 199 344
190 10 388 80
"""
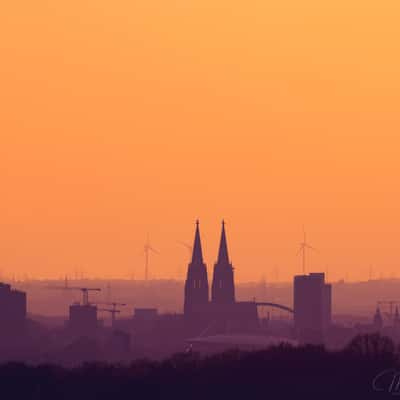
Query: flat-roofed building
294 273 331 344
0 282 27 336
68 303 99 335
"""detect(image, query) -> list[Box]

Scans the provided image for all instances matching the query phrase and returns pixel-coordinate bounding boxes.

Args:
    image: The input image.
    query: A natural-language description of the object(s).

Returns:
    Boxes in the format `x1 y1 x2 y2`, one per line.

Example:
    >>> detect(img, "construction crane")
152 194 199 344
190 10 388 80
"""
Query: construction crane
98 308 121 327
97 302 127 326
47 285 101 306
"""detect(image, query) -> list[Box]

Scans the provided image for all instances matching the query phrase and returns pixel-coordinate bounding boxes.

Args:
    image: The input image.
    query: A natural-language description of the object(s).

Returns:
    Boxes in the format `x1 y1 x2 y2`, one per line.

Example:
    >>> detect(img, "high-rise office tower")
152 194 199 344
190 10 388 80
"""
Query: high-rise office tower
293 272 331 343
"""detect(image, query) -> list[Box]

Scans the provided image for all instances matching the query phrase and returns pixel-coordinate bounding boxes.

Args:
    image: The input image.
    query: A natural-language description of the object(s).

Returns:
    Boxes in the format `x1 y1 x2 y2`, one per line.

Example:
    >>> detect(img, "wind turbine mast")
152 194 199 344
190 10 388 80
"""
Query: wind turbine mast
143 235 159 281
298 229 317 274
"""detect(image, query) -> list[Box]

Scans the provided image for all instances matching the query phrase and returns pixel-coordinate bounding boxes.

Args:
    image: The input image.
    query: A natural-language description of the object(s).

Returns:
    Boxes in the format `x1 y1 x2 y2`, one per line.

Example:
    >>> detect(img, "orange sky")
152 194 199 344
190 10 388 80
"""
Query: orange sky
1 0 400 281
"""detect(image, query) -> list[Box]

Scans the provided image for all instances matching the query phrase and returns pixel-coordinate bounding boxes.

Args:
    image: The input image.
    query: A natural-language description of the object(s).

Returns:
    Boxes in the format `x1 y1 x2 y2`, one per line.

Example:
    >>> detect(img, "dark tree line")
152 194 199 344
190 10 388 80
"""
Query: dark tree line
0 334 398 400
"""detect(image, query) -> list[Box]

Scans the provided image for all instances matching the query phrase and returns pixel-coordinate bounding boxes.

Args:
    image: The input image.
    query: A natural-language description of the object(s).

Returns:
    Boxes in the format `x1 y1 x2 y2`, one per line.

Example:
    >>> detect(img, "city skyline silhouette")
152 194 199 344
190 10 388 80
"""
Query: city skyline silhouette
1 0 399 397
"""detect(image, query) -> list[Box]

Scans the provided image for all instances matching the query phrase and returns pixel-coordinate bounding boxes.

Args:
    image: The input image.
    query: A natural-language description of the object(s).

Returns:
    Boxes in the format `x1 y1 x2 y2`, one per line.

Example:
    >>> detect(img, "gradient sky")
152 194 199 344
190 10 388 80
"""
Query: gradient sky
1 0 400 281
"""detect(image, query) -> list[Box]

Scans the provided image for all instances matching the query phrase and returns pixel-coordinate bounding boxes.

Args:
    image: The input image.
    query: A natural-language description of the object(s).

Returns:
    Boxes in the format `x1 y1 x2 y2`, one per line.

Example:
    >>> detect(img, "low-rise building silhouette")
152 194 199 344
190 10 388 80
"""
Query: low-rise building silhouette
68 303 100 335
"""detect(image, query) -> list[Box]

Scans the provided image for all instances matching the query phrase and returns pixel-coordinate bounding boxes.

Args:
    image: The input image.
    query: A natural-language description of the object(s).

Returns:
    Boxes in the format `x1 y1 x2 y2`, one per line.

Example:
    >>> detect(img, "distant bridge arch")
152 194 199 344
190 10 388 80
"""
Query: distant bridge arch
255 302 294 314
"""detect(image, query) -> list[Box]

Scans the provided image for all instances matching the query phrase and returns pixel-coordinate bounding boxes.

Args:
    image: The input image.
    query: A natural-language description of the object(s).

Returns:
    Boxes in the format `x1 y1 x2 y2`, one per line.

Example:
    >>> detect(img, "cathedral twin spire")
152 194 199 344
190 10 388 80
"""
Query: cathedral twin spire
184 220 208 316
217 220 230 264
190 220 231 266
191 220 204 264
185 219 235 318
212 220 235 304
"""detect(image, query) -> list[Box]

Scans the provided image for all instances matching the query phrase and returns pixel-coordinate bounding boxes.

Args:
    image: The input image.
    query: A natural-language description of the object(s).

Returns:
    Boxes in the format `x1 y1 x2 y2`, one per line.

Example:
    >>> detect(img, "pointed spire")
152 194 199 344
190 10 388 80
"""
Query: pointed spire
395 307 400 325
217 220 230 264
191 220 204 263
374 307 383 327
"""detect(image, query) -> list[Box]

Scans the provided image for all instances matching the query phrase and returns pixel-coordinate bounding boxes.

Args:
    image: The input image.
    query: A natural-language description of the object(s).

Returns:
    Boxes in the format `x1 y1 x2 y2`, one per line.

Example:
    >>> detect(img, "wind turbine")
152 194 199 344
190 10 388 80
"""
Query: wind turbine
178 241 192 258
143 235 159 281
176 241 192 280
298 229 317 274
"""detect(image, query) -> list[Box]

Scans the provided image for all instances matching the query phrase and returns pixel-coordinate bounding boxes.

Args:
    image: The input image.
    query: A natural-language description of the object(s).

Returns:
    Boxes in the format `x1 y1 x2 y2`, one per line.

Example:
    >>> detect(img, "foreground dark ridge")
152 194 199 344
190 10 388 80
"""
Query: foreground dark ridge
0 334 397 400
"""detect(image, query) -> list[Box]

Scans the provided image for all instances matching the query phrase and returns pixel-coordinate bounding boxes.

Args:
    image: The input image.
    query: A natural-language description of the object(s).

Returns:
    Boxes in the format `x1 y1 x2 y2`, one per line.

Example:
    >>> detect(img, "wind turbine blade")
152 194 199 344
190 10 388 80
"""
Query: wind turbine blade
149 246 160 254
297 245 304 255
306 244 318 252
177 241 192 250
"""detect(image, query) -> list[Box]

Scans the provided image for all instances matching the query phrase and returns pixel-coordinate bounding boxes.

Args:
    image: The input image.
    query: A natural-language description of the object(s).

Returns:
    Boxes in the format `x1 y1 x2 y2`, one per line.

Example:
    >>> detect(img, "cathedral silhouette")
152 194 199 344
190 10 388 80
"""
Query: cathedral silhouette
184 221 258 334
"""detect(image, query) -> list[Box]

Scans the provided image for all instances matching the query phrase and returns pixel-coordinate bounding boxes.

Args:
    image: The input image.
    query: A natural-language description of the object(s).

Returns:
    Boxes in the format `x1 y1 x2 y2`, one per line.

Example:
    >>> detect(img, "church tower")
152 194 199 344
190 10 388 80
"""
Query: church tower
373 307 383 330
211 221 235 304
184 221 209 317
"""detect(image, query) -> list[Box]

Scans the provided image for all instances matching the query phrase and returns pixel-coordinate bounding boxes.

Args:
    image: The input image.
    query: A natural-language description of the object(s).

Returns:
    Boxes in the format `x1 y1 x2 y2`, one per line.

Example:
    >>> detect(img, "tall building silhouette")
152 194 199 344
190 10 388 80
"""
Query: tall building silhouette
211 221 235 304
0 282 27 340
184 220 209 318
294 273 331 344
